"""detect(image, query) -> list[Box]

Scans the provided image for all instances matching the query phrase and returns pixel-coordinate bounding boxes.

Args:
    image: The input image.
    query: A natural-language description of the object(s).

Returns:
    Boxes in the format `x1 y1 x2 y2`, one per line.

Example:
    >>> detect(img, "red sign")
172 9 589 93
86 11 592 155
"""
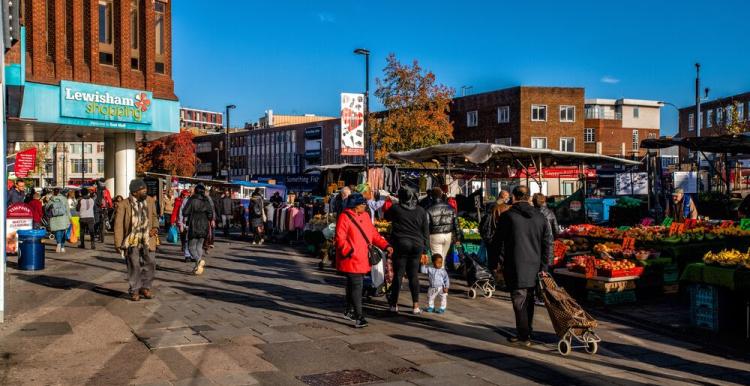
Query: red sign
570 200 582 211
510 167 597 179
669 222 686 236
14 148 37 178
622 237 636 250
7 203 32 218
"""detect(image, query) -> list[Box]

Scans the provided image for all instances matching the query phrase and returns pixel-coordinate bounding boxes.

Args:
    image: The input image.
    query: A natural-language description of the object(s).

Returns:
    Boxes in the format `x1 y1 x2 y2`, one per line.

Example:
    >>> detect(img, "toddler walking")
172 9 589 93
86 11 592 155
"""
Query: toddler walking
421 254 450 313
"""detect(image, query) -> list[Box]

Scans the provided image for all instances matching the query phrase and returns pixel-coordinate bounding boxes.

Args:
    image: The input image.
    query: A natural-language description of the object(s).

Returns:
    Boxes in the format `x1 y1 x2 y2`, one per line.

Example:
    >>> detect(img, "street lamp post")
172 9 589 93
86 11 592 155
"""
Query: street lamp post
214 147 220 178
354 48 370 173
77 133 85 186
225 104 236 181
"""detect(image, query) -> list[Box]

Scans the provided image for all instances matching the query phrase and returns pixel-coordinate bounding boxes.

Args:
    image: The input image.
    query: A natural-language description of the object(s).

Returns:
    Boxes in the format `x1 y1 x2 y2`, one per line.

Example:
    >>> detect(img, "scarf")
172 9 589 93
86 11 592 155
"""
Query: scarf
123 196 150 249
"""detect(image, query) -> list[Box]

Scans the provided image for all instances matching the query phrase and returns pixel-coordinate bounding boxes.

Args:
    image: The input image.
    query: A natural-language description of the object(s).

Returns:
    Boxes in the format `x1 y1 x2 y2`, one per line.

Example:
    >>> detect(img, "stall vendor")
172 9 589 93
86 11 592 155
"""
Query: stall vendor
665 188 698 221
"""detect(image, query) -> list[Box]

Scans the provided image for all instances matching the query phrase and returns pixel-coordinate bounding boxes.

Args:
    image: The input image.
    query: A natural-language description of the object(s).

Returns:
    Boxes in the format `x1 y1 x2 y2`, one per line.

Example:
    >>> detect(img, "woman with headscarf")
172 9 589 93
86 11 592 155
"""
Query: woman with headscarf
385 187 430 314
335 193 392 328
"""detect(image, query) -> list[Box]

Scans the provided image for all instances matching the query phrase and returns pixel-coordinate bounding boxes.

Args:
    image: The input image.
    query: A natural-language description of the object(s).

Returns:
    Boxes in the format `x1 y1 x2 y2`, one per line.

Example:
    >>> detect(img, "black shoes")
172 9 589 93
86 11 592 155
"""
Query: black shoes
354 318 369 328
508 336 532 346
343 310 356 321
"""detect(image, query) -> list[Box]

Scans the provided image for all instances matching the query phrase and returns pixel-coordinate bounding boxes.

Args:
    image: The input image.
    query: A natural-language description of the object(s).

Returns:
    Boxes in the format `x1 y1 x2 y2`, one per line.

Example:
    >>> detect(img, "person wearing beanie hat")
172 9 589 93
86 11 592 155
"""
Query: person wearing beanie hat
666 188 698 222
114 178 159 301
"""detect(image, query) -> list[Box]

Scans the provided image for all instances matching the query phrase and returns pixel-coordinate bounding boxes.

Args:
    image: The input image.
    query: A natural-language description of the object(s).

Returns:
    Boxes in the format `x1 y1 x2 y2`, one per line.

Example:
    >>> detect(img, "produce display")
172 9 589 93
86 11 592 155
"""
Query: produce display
563 222 750 244
458 217 478 230
566 255 643 278
703 249 750 268
593 243 655 261
462 229 482 242
558 238 590 252
375 219 392 235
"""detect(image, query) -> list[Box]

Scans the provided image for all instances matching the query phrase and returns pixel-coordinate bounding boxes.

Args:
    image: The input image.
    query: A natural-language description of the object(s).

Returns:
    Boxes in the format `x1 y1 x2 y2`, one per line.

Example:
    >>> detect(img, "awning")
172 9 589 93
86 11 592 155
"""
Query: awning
388 143 641 167
641 134 750 154
303 163 365 174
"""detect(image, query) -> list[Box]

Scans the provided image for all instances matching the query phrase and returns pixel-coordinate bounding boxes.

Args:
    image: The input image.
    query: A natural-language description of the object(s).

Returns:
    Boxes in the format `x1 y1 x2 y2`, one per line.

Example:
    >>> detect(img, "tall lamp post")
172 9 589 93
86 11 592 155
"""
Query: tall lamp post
225 104 236 181
77 133 85 186
353 48 370 173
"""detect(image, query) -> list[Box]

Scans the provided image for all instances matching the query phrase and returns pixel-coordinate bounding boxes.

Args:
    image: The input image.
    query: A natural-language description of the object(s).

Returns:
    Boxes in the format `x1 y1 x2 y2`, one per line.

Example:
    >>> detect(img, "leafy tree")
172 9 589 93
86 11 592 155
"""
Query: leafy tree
369 53 454 162
725 101 746 135
137 129 199 176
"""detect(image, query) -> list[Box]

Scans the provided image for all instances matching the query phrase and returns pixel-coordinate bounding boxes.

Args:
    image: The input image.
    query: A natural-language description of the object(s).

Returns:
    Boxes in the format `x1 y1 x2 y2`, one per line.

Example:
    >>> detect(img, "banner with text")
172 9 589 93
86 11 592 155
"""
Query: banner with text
340 93 365 156
14 148 37 178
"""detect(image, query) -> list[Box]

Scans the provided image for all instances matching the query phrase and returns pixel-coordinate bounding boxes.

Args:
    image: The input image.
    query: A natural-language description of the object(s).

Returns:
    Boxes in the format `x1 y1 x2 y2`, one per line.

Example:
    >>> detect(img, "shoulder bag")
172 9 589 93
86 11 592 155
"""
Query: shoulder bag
345 212 386 266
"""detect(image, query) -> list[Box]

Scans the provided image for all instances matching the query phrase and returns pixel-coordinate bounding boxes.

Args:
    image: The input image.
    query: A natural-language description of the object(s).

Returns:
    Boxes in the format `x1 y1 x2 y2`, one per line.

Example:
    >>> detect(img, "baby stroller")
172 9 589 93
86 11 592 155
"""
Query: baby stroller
538 273 601 356
461 246 496 299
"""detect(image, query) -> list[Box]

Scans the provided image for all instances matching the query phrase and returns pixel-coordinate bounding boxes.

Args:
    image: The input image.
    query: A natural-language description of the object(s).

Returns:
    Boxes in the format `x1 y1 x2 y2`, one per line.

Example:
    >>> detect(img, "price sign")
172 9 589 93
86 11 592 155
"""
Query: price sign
553 241 569 258
669 222 686 236
641 218 654 226
741 218 750 230
618 226 631 231
720 220 733 228
621 237 636 250
662 217 673 227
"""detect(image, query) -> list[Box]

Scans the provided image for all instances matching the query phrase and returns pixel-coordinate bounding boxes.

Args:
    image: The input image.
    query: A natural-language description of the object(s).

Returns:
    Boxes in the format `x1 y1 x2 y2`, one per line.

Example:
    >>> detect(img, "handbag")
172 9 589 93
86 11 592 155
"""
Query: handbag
344 212 386 266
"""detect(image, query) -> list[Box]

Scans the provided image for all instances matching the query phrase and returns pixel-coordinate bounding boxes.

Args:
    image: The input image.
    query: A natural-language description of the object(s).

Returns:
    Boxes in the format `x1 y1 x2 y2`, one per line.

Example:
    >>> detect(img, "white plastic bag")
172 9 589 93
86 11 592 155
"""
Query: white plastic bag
371 259 385 287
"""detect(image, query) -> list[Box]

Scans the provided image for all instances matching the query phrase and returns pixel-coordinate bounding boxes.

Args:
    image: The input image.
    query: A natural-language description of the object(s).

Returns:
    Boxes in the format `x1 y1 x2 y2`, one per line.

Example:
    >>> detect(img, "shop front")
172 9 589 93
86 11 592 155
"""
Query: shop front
6 78 180 197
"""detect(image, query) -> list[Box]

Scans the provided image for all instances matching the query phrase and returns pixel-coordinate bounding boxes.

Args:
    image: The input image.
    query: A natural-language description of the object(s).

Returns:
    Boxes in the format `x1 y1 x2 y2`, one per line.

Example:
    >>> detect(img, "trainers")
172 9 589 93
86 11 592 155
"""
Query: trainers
508 336 531 346
259 239 264 245
139 288 155 299
193 259 206 275
55 245 61 253
354 318 369 328
343 310 356 321
389 305 399 313
424 307 435 313
61 247 66 253
436 308 446 314
412 308 422 315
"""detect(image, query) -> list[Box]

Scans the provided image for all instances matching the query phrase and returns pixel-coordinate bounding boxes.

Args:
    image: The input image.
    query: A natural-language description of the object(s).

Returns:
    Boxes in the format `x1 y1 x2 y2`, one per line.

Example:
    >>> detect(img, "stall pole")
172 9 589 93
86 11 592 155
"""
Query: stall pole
581 161 588 222
646 151 652 213
725 153 731 194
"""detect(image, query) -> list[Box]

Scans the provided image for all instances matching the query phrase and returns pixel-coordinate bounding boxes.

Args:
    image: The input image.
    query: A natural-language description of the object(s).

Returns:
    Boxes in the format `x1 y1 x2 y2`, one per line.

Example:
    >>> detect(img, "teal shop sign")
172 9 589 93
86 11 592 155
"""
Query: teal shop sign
60 80 153 125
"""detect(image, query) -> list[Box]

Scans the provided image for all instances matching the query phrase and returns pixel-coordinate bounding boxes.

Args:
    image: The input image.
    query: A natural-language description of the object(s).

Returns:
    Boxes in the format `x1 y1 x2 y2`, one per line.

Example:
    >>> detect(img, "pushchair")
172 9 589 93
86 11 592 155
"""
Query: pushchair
461 247 496 299
538 273 601 356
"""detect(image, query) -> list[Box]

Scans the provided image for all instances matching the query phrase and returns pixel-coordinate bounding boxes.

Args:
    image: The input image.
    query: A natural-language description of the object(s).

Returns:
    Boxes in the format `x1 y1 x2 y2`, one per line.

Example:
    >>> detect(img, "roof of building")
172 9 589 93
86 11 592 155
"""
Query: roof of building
585 98 662 107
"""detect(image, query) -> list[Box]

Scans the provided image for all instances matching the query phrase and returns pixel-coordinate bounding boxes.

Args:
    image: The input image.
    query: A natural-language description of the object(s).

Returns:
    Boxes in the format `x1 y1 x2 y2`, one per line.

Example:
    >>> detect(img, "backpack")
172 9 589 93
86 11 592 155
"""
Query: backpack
49 198 67 217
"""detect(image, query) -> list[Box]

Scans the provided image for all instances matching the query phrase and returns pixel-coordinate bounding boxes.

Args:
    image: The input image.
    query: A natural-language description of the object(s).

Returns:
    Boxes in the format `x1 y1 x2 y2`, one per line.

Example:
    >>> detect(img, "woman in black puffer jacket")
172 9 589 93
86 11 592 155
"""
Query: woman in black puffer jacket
183 184 214 275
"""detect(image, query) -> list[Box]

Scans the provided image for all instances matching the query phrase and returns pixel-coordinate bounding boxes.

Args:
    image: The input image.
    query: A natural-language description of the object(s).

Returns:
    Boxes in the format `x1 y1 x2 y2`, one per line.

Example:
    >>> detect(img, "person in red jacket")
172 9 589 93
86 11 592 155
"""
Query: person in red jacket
29 192 43 229
335 193 393 328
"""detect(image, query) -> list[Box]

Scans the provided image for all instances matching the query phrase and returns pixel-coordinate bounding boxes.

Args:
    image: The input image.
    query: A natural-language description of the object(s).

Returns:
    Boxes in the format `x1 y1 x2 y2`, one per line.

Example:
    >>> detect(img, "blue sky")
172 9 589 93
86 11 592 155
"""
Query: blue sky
172 0 750 136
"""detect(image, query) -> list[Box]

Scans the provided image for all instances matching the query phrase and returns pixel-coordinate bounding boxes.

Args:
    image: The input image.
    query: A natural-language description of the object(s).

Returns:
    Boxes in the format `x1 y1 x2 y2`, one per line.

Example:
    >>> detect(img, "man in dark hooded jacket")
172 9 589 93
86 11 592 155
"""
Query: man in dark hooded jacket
533 193 559 238
495 186 552 345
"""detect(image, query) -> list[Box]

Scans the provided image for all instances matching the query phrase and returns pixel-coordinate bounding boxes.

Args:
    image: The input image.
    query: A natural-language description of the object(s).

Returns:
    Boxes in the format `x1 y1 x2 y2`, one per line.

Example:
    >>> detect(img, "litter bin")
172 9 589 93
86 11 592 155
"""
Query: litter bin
17 229 48 271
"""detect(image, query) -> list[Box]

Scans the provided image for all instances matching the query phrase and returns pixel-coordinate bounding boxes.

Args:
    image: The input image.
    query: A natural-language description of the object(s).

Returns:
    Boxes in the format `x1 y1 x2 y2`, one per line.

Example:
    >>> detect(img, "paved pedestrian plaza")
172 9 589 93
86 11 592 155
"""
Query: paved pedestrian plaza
1 237 749 385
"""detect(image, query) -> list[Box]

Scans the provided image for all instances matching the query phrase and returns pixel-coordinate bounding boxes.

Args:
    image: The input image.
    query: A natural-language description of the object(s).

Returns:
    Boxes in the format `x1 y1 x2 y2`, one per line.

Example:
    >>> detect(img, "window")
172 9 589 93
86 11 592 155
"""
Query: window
717 107 723 124
688 113 695 131
560 137 575 152
560 105 575 122
84 144 93 154
584 128 595 143
46 0 55 58
467 110 478 127
706 109 713 128
97 144 105 153
130 0 140 69
98 0 114 65
155 1 166 73
633 107 640 118
531 137 547 149
632 130 639 150
531 105 547 121
71 159 93 173
97 159 105 173
739 103 745 121
497 106 509 123
494 138 512 145
561 181 576 196
726 106 733 124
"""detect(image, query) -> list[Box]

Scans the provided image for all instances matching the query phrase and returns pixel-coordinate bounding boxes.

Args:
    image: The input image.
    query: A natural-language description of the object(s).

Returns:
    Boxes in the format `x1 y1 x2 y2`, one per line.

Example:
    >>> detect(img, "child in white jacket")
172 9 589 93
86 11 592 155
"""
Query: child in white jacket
421 254 450 313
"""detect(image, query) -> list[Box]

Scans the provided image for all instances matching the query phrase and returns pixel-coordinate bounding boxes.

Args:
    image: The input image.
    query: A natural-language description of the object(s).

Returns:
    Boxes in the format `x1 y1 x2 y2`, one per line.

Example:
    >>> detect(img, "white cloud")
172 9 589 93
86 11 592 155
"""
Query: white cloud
600 76 620 84
317 12 335 23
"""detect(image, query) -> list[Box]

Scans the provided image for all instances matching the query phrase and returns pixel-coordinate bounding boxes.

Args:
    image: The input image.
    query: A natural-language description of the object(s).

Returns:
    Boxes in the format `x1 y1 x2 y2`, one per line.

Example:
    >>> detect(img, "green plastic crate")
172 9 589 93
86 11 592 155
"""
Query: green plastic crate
587 289 636 305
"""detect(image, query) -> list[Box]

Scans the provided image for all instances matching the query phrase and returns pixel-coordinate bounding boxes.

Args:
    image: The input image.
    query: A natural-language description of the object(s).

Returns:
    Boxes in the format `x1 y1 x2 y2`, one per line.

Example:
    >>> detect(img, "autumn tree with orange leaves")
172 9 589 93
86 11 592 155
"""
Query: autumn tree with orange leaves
369 53 454 162
137 129 199 176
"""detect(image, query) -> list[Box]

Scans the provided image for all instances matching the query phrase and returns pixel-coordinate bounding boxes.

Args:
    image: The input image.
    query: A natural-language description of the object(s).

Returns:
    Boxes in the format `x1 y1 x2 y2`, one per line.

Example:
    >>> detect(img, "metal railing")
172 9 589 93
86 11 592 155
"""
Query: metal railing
585 109 622 120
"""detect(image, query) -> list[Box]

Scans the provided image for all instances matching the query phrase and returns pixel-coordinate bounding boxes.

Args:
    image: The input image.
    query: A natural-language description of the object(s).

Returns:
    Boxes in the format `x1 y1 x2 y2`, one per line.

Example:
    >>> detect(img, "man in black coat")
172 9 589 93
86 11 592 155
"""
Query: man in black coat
495 186 553 345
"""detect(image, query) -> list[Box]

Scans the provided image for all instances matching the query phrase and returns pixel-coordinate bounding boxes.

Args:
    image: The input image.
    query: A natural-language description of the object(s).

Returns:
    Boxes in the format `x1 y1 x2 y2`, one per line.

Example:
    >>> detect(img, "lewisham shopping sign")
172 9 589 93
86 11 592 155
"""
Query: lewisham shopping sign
60 81 153 125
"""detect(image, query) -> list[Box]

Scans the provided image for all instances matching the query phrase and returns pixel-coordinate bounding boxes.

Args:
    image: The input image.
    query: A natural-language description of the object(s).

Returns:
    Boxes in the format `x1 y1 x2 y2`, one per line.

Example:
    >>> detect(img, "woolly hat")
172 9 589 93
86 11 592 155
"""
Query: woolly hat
129 179 147 194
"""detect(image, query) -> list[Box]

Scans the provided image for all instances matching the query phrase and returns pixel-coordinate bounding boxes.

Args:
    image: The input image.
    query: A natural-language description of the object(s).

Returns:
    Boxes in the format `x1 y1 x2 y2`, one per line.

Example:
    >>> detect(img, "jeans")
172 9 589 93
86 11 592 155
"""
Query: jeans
79 217 96 248
345 273 364 319
511 287 536 341
54 229 66 246
180 229 189 256
390 245 422 306
429 233 452 258
222 215 230 235
125 245 155 294
188 238 205 262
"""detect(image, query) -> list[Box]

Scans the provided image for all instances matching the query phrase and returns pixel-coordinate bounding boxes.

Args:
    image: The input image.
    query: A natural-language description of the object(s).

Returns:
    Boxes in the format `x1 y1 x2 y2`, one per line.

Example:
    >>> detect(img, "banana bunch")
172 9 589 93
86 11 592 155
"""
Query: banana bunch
703 249 749 266
712 226 750 238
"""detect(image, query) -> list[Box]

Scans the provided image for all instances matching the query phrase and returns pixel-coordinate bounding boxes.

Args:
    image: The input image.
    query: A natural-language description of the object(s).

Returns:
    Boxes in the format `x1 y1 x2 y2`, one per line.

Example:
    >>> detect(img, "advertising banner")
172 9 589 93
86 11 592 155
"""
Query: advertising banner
60 80 153 124
340 93 365 156
615 172 648 195
6 204 33 255
674 171 698 194
14 148 36 178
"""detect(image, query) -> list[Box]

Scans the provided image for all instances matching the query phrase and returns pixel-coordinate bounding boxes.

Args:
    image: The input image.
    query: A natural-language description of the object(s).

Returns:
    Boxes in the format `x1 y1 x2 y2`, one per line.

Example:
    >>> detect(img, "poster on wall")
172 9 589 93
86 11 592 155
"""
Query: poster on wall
340 93 365 156
6 204 33 255
673 171 698 194
615 172 648 195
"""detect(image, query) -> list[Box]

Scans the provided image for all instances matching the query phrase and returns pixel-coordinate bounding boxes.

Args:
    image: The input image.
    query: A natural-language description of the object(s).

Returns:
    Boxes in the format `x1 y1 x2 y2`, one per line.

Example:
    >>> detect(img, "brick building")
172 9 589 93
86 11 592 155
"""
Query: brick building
451 86 585 152
584 99 661 158
193 133 225 179
5 0 180 197
181 107 223 134
677 92 750 161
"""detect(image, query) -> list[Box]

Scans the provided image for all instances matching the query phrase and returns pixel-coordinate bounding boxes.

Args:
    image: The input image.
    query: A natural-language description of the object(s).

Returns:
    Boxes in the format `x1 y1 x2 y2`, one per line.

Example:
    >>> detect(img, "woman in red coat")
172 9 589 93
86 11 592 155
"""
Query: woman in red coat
335 193 392 328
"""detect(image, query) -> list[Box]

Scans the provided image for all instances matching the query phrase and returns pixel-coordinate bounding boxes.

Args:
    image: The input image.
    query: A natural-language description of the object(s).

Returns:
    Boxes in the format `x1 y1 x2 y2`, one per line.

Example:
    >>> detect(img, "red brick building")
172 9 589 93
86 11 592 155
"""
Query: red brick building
451 86 585 153
677 92 750 162
583 99 661 158
10 0 176 100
